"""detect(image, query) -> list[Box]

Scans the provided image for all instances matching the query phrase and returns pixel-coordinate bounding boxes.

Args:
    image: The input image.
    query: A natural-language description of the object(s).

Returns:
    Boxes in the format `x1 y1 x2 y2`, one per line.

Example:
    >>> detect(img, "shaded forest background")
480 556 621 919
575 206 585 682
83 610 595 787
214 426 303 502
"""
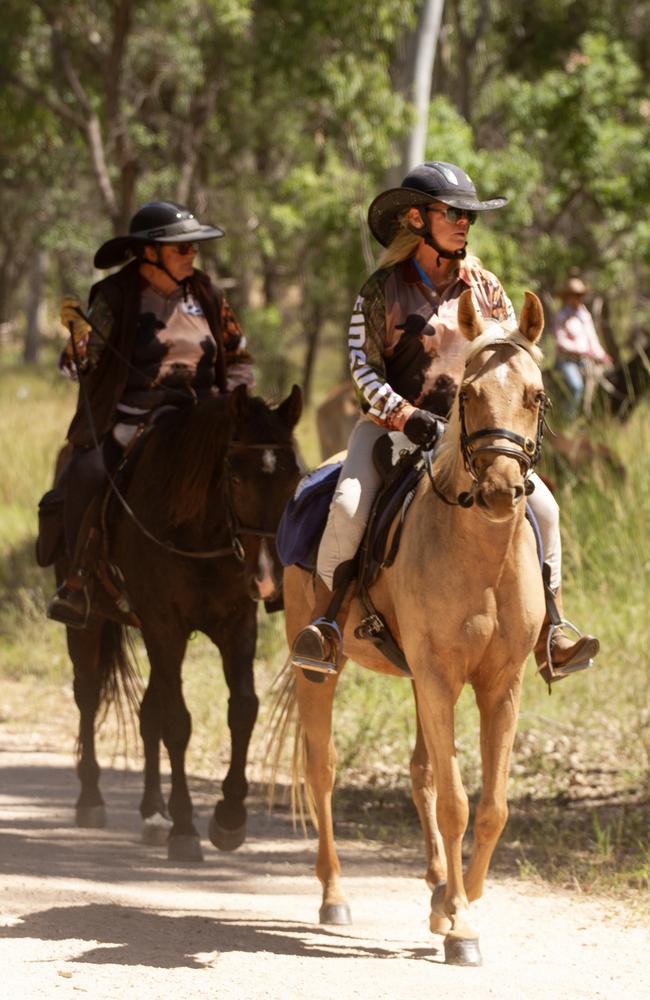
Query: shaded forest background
1 0 649 399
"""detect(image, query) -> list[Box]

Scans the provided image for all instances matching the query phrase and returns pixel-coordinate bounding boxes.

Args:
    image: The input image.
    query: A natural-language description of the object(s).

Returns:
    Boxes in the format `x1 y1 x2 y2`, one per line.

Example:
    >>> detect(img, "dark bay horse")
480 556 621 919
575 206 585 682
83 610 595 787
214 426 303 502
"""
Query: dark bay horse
61 385 302 861
275 292 547 965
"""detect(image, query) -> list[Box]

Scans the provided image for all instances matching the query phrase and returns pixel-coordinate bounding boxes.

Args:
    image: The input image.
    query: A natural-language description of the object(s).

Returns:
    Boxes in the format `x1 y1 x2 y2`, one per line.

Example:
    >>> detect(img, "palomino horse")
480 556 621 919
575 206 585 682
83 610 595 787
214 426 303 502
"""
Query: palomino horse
279 291 547 965
59 385 302 860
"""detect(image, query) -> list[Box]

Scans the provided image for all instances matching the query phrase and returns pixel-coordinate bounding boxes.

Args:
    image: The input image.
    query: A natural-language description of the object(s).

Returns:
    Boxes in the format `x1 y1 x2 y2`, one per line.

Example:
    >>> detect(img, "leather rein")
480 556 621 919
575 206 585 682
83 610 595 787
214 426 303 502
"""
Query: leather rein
68 315 294 562
426 339 548 508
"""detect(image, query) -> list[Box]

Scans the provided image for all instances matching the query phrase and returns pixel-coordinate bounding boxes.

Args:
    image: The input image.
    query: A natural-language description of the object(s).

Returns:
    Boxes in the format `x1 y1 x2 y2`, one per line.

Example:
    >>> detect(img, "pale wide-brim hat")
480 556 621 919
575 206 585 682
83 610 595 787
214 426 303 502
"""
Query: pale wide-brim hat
558 277 589 298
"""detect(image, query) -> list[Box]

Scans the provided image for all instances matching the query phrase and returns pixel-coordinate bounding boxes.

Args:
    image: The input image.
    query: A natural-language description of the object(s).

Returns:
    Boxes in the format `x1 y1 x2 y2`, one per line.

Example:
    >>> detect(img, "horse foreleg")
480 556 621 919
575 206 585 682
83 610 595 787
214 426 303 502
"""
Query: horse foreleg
296 667 350 925
464 673 524 904
69 625 106 828
139 679 172 846
411 683 447 890
415 671 481 966
411 685 451 936
206 606 259 852
142 628 201 862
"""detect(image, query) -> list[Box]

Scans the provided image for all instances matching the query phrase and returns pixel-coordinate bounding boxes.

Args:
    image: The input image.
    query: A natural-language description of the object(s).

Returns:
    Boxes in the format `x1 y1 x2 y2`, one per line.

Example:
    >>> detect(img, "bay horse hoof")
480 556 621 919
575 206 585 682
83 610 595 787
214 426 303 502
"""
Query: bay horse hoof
319 902 352 925
444 935 482 967
208 814 246 852
142 812 172 846
75 804 106 828
167 834 204 863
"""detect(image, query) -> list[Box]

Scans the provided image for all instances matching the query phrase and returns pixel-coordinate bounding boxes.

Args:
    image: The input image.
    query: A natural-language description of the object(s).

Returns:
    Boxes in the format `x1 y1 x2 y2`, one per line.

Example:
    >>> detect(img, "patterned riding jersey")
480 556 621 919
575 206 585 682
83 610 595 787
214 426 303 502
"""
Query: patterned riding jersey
349 256 515 431
59 279 254 397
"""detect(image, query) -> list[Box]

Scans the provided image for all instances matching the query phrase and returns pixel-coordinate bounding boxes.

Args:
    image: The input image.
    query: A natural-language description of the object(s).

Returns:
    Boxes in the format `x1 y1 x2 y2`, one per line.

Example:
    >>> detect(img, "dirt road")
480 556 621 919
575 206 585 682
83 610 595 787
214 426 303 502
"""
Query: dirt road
1 736 648 1000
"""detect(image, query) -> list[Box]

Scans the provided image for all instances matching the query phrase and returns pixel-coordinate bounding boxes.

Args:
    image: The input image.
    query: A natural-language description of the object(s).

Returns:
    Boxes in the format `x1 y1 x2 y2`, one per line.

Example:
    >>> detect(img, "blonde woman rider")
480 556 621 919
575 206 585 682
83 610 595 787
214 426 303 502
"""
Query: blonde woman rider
291 162 599 686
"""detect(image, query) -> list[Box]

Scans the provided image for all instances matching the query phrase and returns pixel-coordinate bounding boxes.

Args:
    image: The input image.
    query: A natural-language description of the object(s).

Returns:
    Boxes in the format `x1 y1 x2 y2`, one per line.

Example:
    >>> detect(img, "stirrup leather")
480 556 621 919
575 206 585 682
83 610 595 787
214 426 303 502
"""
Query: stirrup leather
291 618 342 675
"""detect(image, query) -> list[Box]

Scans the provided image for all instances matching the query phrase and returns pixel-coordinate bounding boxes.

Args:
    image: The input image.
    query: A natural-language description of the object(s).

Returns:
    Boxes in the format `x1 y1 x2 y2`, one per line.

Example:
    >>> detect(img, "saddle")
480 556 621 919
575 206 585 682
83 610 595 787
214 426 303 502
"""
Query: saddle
277 435 545 675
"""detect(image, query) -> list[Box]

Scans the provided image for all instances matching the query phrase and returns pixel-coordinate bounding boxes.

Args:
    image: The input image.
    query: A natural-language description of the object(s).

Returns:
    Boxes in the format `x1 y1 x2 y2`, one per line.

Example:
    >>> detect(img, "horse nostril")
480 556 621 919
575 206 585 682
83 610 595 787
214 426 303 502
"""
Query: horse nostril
513 484 524 501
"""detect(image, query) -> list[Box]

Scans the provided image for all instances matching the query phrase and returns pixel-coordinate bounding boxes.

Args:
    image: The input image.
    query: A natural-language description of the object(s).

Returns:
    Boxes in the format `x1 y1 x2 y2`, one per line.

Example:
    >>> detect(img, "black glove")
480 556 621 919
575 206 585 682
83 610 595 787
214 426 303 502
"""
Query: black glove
403 409 442 448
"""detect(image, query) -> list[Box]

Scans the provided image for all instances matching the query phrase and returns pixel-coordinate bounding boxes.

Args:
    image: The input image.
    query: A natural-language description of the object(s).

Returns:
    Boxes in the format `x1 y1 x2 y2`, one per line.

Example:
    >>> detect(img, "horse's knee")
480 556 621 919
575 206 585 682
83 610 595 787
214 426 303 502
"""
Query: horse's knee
474 799 508 844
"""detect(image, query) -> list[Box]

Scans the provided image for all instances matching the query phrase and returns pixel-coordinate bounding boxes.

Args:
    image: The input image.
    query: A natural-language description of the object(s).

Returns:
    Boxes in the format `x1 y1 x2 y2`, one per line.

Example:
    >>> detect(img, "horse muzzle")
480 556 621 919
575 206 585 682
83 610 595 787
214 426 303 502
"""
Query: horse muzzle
473 461 526 521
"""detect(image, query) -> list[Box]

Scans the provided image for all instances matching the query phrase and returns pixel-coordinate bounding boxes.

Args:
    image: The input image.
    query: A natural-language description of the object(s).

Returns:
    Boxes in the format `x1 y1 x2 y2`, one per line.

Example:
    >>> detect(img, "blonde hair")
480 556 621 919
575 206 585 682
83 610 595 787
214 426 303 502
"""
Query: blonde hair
376 208 477 271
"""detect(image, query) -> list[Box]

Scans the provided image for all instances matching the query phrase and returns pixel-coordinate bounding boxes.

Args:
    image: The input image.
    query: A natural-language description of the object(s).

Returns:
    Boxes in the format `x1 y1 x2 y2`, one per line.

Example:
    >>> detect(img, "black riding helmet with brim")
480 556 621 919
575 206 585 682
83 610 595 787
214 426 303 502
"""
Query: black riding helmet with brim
368 161 508 248
94 201 225 269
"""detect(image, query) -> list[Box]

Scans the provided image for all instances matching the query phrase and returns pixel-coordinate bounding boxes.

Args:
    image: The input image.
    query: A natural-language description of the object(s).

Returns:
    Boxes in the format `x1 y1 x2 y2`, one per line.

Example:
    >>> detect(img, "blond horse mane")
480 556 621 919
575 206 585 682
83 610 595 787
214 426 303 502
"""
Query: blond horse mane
432 321 543 494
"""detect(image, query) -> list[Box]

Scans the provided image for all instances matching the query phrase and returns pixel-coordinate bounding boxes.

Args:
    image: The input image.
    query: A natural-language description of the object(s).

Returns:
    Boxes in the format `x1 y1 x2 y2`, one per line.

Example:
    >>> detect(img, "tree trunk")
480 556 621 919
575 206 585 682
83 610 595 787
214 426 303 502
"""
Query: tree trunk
387 0 445 186
23 249 48 364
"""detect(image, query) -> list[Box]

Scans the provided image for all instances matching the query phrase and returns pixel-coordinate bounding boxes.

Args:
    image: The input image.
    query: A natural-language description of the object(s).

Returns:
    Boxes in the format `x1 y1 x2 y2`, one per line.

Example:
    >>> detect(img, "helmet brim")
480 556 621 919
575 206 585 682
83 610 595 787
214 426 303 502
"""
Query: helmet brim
367 186 508 247
94 223 225 269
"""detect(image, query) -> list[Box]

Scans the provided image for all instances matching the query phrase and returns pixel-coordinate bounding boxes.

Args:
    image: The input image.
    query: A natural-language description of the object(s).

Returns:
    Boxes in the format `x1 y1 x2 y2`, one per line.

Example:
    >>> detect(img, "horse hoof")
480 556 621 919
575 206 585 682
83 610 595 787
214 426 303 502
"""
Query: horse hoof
75 804 106 829
142 812 172 846
444 935 482 967
429 883 452 935
167 834 203 863
319 902 352 925
208 814 246 852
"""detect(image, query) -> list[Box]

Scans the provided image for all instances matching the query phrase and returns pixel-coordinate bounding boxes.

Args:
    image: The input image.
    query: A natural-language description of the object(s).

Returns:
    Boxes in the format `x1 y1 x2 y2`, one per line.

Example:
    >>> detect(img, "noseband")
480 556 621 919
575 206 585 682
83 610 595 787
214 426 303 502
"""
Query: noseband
427 339 547 508
223 441 297 561
458 385 547 485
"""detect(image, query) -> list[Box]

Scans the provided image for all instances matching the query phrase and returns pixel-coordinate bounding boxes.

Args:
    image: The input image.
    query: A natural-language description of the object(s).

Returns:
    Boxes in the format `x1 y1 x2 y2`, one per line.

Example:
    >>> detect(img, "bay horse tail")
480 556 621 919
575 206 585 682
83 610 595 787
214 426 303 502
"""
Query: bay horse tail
74 620 142 764
264 654 316 833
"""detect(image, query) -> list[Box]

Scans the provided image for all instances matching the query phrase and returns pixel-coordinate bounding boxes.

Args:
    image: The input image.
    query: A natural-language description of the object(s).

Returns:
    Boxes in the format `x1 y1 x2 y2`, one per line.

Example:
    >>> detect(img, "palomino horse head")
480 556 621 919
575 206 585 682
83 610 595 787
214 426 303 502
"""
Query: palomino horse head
227 384 303 601
444 290 546 522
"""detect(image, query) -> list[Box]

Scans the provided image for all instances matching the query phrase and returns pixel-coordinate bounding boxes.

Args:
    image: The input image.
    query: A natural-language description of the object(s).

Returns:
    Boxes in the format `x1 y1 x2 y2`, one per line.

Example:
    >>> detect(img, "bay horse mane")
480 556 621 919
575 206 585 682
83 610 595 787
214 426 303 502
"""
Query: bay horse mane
432 320 544 493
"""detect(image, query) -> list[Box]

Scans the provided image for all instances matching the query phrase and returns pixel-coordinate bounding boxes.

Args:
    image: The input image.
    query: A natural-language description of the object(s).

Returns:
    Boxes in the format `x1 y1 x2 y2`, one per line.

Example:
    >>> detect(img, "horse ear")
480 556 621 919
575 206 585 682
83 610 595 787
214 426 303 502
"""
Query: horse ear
457 289 482 341
228 383 249 423
276 384 303 430
518 291 544 344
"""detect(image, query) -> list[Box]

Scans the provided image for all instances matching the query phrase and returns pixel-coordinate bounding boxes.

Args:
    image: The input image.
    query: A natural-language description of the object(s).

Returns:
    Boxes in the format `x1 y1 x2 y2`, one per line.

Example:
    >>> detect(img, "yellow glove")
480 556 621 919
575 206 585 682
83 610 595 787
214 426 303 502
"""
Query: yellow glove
60 295 91 342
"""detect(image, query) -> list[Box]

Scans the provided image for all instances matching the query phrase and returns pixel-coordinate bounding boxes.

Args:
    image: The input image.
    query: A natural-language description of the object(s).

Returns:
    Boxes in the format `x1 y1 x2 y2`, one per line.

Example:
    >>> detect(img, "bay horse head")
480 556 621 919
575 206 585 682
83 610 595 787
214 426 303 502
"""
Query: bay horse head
439 290 546 522
227 384 303 601
162 384 302 602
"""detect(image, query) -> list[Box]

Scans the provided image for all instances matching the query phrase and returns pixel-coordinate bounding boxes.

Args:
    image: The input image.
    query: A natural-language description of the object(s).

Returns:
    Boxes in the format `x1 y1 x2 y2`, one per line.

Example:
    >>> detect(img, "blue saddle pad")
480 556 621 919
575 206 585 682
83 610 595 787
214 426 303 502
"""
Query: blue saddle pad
276 460 342 569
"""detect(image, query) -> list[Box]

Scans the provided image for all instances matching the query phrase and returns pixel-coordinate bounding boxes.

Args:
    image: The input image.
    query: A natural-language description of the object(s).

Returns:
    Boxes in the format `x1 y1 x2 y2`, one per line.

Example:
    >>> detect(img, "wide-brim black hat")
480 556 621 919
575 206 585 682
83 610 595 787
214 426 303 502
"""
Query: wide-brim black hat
94 201 225 269
368 161 508 247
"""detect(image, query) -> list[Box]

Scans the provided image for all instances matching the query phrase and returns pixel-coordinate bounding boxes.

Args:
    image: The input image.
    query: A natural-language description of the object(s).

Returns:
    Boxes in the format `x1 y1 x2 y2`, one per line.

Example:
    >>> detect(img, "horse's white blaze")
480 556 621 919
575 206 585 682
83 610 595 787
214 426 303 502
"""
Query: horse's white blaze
262 448 277 474
255 539 275 598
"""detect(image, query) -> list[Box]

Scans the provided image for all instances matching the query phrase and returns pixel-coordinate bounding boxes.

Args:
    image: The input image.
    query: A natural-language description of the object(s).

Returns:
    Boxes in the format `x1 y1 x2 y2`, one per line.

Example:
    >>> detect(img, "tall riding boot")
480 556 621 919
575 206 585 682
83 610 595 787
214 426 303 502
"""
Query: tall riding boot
47 525 100 629
534 578 600 687
291 563 356 677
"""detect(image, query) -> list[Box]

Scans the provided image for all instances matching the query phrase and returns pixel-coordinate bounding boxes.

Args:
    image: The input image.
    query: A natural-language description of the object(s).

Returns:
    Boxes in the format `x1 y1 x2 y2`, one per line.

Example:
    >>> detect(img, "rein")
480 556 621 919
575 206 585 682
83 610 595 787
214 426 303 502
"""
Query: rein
68 321 293 562
427 339 548 508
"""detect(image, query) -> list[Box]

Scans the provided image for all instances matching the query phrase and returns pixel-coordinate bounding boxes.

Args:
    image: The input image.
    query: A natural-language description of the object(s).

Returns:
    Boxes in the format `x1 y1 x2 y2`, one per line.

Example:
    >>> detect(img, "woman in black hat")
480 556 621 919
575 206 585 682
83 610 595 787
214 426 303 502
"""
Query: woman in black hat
48 200 254 627
291 162 599 685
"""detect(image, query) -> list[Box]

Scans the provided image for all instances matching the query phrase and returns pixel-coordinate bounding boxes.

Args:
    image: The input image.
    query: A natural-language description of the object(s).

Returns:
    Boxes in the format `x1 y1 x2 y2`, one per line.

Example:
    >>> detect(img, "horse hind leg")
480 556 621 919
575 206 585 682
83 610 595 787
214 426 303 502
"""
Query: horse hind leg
69 624 114 828
139 679 172 846
296 668 351 925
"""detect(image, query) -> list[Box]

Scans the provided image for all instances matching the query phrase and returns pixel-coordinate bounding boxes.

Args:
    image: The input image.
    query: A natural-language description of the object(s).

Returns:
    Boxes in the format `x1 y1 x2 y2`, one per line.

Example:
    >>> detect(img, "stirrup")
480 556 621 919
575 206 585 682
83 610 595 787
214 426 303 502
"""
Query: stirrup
538 619 598 684
47 583 91 630
291 618 342 676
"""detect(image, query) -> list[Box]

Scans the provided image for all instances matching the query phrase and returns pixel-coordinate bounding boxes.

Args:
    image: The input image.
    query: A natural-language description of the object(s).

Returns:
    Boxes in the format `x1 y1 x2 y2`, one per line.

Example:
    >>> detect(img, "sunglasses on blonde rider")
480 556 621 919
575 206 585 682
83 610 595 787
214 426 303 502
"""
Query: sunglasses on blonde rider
428 205 477 226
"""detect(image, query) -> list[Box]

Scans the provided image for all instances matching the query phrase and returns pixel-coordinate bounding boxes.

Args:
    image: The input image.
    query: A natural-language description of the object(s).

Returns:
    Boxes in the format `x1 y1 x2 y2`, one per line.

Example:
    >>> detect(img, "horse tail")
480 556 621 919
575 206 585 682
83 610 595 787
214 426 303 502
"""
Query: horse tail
264 654 316 833
75 621 142 762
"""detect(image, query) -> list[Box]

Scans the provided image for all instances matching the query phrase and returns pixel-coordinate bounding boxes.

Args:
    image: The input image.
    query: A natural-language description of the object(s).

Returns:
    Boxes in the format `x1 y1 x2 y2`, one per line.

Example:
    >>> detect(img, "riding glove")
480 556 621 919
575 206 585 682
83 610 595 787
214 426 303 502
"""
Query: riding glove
60 295 91 343
403 408 442 448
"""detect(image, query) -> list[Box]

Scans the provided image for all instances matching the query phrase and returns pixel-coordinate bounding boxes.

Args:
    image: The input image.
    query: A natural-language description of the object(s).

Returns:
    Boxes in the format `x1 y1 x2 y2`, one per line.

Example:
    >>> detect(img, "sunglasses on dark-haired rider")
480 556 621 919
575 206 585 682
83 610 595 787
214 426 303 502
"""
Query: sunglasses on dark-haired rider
428 205 477 226
172 242 199 255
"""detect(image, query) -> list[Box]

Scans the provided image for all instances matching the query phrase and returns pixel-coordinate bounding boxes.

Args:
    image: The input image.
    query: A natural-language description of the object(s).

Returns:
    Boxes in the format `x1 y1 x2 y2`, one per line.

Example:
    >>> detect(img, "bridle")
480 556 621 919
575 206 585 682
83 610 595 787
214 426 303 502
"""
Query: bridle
110 438 297 563
427 339 548 508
